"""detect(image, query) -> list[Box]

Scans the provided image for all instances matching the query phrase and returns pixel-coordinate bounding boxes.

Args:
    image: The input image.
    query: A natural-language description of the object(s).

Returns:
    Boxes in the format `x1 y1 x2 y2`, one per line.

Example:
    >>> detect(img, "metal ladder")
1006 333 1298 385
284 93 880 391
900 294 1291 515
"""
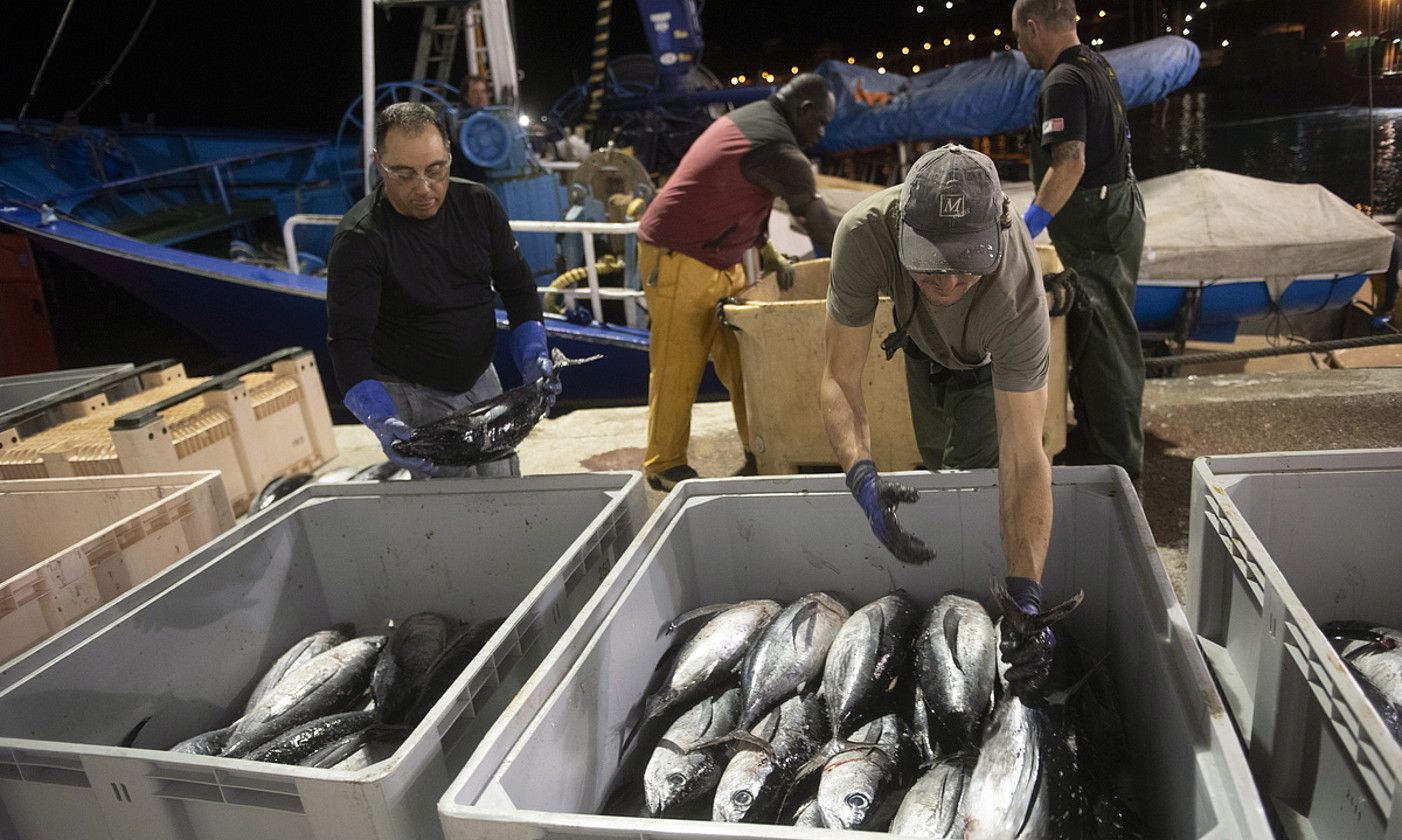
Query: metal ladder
375 0 515 104
410 3 470 87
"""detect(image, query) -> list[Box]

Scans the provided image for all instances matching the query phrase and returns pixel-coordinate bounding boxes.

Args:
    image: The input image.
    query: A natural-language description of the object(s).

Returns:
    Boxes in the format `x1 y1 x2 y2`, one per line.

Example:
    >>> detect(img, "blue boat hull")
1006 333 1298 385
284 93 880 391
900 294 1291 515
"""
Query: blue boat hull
1134 276 1368 342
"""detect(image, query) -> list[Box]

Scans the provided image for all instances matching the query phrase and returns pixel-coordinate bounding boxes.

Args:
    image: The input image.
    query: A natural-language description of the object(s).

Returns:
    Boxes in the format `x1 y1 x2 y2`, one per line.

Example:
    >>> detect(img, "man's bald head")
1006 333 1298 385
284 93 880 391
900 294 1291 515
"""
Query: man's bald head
774 73 836 150
1012 0 1078 32
1012 0 1080 70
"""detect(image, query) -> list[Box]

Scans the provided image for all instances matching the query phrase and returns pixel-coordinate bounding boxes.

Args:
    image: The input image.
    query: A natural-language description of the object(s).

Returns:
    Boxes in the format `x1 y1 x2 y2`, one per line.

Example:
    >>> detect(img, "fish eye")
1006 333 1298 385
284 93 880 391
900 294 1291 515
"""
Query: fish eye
845 792 870 811
732 790 753 806
666 772 687 788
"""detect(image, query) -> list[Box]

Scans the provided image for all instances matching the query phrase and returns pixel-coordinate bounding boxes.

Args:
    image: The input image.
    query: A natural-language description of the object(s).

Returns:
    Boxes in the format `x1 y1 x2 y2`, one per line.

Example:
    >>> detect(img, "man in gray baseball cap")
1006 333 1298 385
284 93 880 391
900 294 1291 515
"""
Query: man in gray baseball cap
821 143 1060 701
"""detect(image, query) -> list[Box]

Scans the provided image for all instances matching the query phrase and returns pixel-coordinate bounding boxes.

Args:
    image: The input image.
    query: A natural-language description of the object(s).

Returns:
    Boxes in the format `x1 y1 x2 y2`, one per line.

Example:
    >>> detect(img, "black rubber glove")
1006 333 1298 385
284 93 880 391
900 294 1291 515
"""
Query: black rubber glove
845 459 936 565
999 576 1055 703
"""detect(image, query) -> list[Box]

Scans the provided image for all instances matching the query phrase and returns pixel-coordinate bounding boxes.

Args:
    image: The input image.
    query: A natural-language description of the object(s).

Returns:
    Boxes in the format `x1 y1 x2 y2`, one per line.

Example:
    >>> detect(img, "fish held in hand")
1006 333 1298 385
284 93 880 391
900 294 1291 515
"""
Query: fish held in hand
392 350 598 467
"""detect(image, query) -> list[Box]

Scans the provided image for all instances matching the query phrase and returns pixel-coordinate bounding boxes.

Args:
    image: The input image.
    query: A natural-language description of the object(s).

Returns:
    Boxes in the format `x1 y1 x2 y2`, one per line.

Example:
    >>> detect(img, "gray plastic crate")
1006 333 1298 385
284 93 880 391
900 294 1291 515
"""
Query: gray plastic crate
0 364 138 438
0 364 133 415
439 467 1272 840
0 473 645 840
1187 449 1402 840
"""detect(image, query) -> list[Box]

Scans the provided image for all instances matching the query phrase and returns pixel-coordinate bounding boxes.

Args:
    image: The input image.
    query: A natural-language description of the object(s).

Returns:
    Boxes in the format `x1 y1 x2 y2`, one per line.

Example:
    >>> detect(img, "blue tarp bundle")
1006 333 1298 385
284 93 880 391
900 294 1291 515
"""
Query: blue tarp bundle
813 36 1200 153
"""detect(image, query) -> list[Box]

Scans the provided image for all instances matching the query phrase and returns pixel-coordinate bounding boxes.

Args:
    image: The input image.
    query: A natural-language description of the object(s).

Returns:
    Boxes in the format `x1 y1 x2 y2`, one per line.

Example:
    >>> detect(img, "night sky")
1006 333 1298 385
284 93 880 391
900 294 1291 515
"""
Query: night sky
4 1 1389 135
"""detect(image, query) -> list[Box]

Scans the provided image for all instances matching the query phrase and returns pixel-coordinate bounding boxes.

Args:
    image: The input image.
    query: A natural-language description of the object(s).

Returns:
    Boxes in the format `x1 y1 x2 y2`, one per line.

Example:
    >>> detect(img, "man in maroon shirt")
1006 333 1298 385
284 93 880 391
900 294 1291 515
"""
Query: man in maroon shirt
637 73 838 490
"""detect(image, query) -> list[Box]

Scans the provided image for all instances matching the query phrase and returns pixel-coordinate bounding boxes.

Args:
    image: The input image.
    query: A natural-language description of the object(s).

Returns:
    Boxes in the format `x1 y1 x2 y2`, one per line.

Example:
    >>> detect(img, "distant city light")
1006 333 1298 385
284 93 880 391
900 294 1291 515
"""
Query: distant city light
1184 14 1193 22
993 28 1002 36
916 4 924 12
967 32 976 41
876 50 885 59
738 75 746 83
1332 30 1340 37
730 76 738 84
790 66 799 74
1183 28 1190 35
945 0 953 7
902 46 911 54
847 56 856 64
944 37 952 46
1221 39 1230 47
1166 26 1172 32
1098 9 1107 17
913 65 922 73
518 114 531 127
1199 1 1206 7
1075 14 1080 22
878 67 887 74
923 41 932 49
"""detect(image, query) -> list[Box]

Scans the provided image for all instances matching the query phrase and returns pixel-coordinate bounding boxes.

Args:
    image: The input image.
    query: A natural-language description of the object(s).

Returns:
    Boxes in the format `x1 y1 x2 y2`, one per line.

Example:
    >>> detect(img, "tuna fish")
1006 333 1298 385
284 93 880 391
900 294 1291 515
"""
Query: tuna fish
223 636 385 758
693 593 848 753
372 612 453 724
964 696 1087 840
789 796 826 828
643 687 741 815
814 713 916 831
821 591 920 739
397 618 503 727
392 349 598 467
299 729 371 769
243 710 378 765
914 594 997 752
1324 621 1402 744
888 753 975 838
243 628 349 716
169 722 238 756
711 693 828 823
646 600 783 722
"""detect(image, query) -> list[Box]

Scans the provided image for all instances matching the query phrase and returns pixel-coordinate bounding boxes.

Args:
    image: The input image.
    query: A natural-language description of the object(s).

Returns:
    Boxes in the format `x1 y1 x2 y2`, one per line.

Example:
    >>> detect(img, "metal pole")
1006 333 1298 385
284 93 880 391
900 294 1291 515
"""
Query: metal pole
362 0 376 195
1369 0 1377 214
18 0 79 121
581 232 605 323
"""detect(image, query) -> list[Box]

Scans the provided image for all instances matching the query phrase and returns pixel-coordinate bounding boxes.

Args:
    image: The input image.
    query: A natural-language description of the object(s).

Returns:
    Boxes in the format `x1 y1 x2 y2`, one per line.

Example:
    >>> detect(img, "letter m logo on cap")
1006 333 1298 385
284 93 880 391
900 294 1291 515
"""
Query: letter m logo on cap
939 193 968 218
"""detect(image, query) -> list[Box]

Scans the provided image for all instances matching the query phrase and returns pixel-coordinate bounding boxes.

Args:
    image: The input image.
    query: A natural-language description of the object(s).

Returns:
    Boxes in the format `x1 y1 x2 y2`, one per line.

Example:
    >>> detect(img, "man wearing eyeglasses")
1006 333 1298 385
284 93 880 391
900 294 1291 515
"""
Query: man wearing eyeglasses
327 102 555 478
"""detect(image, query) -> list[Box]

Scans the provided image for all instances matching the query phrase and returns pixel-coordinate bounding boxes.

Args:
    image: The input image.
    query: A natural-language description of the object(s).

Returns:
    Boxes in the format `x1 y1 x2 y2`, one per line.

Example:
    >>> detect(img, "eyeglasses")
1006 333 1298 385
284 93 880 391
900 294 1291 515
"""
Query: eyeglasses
377 159 451 186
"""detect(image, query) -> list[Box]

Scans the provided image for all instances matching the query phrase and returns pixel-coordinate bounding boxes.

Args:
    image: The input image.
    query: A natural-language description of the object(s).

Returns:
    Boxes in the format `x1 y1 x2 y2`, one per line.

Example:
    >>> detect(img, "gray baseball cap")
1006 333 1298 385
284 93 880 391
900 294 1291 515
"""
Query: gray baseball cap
898 144 1005 275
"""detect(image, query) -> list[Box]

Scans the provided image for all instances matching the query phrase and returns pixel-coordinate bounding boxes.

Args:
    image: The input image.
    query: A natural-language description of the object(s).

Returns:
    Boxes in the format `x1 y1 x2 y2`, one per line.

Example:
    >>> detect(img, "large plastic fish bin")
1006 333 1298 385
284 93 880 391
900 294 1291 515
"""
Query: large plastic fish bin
1187 449 1402 840
720 251 1066 476
440 468 1272 839
0 473 646 840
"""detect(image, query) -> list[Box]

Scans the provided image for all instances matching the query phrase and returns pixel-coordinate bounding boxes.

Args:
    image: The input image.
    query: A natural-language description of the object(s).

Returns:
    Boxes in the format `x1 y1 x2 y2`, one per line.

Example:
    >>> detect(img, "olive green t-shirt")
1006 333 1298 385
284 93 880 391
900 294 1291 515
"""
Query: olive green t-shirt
826 186 1050 392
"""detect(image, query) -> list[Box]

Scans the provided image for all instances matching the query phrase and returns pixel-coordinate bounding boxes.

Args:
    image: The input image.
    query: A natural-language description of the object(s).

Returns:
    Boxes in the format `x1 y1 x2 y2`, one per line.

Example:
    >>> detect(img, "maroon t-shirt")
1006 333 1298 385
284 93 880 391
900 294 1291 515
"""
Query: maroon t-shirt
640 99 808 269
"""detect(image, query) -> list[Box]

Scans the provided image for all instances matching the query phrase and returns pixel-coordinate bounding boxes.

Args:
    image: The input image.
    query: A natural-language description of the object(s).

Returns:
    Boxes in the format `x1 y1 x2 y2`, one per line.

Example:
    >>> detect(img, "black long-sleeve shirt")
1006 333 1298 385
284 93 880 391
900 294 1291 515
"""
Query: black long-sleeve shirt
326 179 542 394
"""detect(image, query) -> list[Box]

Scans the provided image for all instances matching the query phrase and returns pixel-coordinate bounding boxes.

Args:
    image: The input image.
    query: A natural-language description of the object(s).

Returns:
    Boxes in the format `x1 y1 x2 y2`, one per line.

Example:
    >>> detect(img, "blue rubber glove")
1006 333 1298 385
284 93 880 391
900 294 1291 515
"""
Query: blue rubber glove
342 380 438 477
1022 202 1053 239
510 321 560 411
845 459 936 565
1000 576 1055 702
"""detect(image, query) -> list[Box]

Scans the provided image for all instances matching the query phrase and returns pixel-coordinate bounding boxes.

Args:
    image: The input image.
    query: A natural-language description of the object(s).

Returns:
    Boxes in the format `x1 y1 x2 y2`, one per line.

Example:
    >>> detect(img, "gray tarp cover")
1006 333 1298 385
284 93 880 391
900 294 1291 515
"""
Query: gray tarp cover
811 168 1395 283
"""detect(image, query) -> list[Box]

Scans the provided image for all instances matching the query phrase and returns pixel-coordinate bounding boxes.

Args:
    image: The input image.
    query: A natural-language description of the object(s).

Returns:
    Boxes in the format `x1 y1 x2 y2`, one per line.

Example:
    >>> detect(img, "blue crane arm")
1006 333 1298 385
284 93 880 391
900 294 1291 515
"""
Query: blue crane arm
635 0 704 89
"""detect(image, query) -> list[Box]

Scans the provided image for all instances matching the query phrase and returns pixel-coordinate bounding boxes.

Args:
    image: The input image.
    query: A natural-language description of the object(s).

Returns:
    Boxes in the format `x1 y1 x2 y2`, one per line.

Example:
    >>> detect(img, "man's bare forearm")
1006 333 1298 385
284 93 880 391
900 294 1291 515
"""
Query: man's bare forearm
821 318 875 471
1031 140 1086 217
994 388 1052 581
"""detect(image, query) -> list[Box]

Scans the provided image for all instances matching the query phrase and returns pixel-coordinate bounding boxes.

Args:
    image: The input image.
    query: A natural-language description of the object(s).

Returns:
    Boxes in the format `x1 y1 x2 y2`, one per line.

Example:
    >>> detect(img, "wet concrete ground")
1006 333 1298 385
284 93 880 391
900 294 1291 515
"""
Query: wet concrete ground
327 366 1402 604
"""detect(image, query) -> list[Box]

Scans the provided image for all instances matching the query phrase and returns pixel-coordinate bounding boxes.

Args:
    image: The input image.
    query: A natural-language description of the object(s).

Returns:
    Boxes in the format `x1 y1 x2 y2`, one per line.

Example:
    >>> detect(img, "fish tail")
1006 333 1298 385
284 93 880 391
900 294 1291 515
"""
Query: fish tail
990 577 1084 637
728 730 778 758
685 730 743 753
661 603 735 636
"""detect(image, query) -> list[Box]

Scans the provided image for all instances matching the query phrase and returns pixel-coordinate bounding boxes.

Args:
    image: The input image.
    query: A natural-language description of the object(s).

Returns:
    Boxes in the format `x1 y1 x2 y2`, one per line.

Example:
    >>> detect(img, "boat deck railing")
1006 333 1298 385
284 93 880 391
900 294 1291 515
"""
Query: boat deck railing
282 213 646 325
